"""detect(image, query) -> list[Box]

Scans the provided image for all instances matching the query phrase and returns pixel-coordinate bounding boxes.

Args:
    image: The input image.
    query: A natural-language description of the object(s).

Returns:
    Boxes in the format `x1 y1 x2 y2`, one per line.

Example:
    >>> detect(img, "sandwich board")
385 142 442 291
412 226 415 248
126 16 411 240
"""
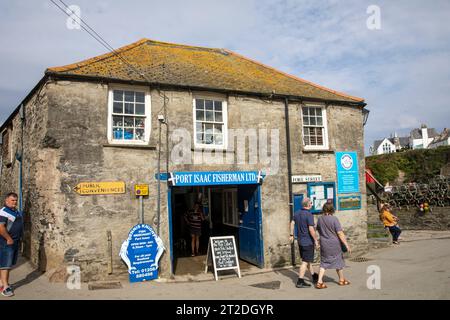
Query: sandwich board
204 236 241 281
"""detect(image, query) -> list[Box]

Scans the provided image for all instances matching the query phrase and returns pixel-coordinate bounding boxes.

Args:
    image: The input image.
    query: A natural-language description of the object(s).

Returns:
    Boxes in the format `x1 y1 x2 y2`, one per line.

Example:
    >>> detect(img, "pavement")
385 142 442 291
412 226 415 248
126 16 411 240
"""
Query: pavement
3 230 450 300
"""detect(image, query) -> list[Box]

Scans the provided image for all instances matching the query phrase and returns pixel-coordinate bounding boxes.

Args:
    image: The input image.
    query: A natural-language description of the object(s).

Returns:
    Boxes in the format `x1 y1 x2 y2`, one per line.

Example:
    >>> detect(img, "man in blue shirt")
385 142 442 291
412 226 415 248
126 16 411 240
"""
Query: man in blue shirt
0 192 23 297
289 197 319 288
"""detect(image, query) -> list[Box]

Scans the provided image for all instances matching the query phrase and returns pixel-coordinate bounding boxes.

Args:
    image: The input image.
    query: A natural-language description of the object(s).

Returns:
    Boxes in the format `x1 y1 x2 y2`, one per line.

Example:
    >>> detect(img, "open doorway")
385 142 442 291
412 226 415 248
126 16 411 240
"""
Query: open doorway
170 184 261 275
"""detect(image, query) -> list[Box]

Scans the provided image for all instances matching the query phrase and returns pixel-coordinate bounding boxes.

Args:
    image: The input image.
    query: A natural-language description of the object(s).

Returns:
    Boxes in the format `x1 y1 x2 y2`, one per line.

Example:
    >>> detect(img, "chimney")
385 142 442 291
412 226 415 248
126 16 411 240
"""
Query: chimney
421 125 429 148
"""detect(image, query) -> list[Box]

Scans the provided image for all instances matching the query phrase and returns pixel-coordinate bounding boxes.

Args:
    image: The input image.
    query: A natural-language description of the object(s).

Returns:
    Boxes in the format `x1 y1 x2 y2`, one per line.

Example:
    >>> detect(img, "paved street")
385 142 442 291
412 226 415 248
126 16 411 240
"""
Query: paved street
4 231 450 300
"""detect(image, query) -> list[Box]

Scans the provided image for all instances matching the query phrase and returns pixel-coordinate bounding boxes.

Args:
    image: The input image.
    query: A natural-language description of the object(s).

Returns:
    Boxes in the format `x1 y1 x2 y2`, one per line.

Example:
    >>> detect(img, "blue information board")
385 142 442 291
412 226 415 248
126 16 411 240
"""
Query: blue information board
169 171 265 187
335 151 360 194
119 224 165 283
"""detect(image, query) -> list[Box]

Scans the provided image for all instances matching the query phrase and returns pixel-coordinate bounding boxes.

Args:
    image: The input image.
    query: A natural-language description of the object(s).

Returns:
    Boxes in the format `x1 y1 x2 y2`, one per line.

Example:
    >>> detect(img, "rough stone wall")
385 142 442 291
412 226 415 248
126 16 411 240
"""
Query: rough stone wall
289 103 368 255
1 79 367 281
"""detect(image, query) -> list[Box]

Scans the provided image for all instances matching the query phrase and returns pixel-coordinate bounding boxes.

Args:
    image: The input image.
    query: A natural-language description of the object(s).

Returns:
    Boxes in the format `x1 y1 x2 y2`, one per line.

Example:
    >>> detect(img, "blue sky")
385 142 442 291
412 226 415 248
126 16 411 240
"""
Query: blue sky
0 0 449 153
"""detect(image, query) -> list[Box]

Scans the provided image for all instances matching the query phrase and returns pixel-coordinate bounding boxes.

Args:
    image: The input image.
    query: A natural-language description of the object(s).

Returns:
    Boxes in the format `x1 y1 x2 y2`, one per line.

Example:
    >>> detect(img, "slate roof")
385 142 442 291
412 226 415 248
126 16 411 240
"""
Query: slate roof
429 128 449 145
46 38 364 104
410 127 438 139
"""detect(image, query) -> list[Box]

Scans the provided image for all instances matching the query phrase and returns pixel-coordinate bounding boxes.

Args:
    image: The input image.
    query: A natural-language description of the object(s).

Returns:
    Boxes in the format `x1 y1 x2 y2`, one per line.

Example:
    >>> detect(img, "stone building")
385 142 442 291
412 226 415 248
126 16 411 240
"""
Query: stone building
0 39 368 281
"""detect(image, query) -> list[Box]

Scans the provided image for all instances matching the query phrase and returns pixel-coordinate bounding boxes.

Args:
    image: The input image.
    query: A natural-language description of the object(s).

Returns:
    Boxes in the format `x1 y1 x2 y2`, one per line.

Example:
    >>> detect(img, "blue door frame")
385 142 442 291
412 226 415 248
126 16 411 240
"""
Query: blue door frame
168 183 264 274
237 184 264 267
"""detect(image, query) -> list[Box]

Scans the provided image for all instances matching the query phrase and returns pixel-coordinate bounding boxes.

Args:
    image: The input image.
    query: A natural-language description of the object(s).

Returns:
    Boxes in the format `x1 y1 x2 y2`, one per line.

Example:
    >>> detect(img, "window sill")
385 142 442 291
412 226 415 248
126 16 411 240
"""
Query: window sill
103 143 157 150
302 148 334 153
191 148 235 154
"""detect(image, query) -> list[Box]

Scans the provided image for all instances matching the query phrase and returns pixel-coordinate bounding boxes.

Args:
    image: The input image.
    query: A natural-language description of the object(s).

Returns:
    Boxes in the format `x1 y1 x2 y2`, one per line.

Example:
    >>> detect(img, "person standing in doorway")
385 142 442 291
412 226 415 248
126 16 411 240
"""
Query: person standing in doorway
0 193 24 297
289 197 319 288
185 202 205 257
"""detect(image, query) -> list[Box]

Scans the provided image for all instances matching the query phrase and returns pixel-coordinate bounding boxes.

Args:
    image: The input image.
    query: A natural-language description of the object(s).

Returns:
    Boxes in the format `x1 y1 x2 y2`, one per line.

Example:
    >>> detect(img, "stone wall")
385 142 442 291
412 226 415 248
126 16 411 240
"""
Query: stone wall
1 79 368 281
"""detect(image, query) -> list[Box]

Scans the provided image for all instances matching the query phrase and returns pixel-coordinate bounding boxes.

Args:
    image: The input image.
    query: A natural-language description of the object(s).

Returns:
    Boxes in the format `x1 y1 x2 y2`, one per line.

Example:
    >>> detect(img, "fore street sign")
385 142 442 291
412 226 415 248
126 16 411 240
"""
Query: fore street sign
74 181 126 195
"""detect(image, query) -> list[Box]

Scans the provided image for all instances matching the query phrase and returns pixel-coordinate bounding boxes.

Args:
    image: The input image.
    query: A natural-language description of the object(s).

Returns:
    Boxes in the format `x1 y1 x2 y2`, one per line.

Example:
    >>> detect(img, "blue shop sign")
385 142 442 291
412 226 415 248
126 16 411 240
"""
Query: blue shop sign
169 171 265 187
119 224 165 283
335 151 360 194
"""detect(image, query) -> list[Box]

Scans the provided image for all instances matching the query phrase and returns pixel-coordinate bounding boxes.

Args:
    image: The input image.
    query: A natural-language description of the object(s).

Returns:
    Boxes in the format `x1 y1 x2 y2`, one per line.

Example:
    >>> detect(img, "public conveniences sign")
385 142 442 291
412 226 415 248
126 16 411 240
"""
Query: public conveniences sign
335 152 360 194
169 171 264 186
119 224 165 282
74 181 125 195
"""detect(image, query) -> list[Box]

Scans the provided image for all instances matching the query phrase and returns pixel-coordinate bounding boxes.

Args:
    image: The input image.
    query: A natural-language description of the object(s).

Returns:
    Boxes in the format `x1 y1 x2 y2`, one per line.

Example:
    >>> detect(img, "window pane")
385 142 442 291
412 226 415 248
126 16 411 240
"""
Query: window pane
310 108 316 116
124 128 134 140
205 133 214 144
124 117 134 127
214 101 222 111
196 122 203 133
124 91 134 102
214 124 222 134
215 112 223 122
124 103 134 114
205 100 214 111
135 103 145 115
215 134 223 145
196 133 204 143
304 135 310 145
113 116 123 127
135 118 145 128
205 111 214 121
113 127 123 140
315 108 322 117
310 117 316 126
135 129 145 141
196 110 204 121
113 102 123 114
205 123 213 133
135 92 145 103
310 135 317 145
303 116 309 126
196 99 204 109
317 117 323 126
113 90 123 101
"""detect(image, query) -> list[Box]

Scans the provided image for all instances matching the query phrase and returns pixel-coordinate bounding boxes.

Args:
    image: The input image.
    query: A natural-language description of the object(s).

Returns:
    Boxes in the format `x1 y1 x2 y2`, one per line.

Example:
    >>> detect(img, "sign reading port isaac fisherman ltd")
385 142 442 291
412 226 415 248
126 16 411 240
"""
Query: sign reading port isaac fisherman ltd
119 224 165 282
169 171 265 187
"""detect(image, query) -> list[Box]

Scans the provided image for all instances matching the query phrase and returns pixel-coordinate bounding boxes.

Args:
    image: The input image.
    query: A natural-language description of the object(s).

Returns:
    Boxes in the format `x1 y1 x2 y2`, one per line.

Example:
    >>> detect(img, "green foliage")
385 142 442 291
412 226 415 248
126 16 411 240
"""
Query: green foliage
366 146 450 184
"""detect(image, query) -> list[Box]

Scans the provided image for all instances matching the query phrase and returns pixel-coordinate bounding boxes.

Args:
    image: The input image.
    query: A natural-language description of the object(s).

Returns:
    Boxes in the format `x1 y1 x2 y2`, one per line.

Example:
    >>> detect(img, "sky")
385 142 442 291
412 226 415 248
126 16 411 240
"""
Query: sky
0 0 449 154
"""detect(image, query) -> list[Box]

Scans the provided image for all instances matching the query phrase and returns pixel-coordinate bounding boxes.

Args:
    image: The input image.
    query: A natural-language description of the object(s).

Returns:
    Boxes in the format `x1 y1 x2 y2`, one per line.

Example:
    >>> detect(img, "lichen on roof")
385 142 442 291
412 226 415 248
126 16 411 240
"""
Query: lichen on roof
47 38 364 103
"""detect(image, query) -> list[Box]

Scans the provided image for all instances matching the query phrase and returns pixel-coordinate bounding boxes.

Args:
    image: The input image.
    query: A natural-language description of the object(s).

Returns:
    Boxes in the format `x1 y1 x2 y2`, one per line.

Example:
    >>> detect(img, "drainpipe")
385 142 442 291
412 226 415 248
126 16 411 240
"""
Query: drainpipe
284 98 295 266
17 104 25 212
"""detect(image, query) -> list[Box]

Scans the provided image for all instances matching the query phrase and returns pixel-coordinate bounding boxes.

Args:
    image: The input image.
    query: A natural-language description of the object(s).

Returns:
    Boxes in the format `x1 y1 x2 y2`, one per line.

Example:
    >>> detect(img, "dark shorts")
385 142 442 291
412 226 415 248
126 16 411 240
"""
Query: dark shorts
0 242 19 270
190 228 202 236
299 244 315 263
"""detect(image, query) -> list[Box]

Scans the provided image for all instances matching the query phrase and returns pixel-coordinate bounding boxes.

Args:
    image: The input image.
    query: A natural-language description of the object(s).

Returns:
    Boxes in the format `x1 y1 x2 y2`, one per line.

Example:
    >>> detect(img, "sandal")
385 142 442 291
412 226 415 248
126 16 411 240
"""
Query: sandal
315 282 327 289
338 279 350 286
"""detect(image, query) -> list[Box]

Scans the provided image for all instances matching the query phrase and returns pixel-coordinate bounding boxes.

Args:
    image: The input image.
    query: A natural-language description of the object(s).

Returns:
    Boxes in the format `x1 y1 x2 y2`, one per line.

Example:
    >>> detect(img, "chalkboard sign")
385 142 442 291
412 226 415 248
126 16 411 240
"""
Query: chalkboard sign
204 236 241 281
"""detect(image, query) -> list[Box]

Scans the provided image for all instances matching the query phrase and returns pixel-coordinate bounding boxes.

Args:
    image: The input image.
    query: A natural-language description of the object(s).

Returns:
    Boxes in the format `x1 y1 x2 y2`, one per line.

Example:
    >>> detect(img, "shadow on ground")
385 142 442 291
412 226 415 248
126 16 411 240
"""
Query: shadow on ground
13 269 44 290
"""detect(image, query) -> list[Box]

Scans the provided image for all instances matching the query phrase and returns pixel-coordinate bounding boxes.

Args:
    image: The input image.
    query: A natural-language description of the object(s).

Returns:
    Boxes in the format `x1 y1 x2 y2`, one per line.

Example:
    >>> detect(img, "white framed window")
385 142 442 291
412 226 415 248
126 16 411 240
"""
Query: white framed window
222 189 239 227
383 143 392 153
193 97 227 149
107 86 151 144
301 104 329 150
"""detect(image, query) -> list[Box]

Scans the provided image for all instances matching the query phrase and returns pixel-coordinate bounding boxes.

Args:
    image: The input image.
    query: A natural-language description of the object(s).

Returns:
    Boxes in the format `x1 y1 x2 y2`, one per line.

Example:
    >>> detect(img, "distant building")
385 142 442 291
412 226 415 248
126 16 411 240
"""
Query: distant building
409 124 438 149
371 133 409 155
429 128 450 149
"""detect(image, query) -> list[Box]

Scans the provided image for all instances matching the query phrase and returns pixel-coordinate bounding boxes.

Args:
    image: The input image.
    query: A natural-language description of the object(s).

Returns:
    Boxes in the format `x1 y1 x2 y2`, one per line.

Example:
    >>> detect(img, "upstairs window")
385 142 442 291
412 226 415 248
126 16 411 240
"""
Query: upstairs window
108 88 151 144
193 98 227 148
382 143 392 153
302 105 329 150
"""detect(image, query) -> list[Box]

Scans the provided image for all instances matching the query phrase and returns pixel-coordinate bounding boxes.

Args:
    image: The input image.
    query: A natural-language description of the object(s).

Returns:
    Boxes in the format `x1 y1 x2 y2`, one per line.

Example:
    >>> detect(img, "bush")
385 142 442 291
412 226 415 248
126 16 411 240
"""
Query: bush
366 146 450 185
